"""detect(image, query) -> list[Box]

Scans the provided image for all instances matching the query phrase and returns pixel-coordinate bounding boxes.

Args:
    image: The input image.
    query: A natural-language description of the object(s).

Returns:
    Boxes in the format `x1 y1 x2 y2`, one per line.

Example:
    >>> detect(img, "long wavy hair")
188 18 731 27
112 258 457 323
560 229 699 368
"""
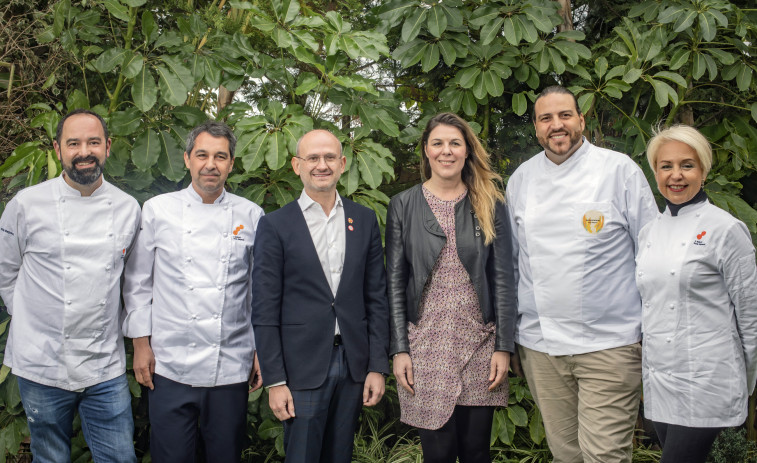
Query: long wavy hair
420 113 504 244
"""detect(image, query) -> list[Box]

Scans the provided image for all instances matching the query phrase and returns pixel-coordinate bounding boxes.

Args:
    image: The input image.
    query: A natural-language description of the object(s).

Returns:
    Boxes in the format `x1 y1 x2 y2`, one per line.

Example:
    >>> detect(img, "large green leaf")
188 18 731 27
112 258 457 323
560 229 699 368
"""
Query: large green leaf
161 55 194 89
480 17 504 46
401 9 427 42
239 132 267 171
736 64 753 92
427 5 447 38
108 107 142 136
103 0 130 22
132 67 157 112
512 92 527 116
266 131 287 170
156 65 188 106
132 129 161 171
157 131 186 182
91 47 127 73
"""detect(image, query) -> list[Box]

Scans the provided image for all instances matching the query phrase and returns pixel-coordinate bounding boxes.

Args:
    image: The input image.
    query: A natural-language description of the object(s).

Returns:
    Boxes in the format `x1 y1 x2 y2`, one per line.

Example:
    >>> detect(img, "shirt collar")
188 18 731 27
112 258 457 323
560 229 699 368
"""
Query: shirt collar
57 174 108 197
298 189 342 213
185 185 226 204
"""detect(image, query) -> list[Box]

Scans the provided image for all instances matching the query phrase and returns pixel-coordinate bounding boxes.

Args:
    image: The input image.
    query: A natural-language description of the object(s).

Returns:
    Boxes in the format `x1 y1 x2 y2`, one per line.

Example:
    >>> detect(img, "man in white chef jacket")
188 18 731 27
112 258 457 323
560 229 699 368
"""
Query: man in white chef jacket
123 120 264 462
0 109 140 462
507 86 658 463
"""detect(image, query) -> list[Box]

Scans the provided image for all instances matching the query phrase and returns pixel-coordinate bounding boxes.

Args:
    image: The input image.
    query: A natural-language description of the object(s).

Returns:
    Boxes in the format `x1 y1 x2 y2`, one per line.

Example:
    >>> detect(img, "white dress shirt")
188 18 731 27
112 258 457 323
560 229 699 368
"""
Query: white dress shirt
298 190 345 335
506 140 657 355
122 186 264 387
0 176 140 390
637 201 757 427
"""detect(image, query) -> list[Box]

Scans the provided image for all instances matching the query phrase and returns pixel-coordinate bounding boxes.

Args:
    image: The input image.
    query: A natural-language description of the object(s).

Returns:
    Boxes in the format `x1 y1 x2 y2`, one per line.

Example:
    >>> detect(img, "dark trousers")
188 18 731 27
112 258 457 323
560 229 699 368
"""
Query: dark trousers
417 405 495 463
652 420 724 463
148 374 249 463
283 344 364 463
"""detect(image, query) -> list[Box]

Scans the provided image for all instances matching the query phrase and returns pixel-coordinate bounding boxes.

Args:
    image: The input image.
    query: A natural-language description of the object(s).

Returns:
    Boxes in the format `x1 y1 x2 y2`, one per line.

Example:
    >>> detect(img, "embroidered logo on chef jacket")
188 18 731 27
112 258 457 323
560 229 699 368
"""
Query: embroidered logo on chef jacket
233 224 245 241
0 227 13 237
121 248 126 259
694 230 707 246
582 210 605 234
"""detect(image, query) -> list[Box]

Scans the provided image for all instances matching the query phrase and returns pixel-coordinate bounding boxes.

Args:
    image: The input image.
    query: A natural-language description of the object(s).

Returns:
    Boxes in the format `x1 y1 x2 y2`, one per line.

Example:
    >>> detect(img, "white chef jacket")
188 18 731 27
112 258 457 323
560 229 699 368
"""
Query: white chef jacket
0 176 140 390
122 187 264 387
506 140 657 355
637 200 757 427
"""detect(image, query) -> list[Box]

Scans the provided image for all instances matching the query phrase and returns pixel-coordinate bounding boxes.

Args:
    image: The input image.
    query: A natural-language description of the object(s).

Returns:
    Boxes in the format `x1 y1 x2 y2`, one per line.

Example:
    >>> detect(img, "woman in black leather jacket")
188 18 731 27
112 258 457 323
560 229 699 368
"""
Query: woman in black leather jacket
386 113 517 463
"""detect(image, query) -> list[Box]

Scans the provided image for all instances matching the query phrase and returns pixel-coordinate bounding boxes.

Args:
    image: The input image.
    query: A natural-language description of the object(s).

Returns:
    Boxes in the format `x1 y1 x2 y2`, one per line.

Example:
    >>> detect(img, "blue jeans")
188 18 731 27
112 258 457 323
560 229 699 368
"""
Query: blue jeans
17 374 136 463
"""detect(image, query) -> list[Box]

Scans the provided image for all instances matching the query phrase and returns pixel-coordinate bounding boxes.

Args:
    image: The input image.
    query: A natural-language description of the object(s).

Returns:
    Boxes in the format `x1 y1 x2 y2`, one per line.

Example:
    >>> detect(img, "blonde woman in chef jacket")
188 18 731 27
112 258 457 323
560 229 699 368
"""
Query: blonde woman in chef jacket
637 125 757 463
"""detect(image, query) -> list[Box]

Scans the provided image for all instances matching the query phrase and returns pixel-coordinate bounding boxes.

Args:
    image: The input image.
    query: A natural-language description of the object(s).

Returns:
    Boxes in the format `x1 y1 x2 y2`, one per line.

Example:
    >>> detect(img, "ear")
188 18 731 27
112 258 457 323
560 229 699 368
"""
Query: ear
54 141 62 161
105 138 112 158
291 156 301 175
183 152 190 169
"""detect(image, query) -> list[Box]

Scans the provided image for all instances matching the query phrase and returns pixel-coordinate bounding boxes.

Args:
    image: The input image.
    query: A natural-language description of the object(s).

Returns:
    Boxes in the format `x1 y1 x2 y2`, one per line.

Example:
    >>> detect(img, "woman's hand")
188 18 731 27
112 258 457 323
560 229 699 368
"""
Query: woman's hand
393 352 415 395
488 351 511 391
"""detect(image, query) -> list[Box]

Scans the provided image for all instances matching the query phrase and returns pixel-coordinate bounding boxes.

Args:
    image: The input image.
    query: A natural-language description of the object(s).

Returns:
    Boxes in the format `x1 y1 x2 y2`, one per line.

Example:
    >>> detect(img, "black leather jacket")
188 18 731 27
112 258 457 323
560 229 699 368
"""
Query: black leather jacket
385 184 517 355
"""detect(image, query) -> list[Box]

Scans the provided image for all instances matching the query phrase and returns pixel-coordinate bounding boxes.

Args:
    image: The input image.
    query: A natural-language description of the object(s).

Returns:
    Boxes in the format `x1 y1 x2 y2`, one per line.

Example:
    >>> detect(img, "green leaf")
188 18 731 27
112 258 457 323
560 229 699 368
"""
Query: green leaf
644 40 662 62
457 66 481 89
480 17 504 46
516 15 538 43
595 57 608 78
142 11 157 42
648 77 676 108
401 9 427 42
257 419 284 440
548 47 565 74
502 16 518 46
161 55 194 89
123 0 146 6
698 12 716 42
654 71 687 88
172 105 207 127
622 68 643 84
751 103 757 124
341 155 360 195
103 0 130 22
66 89 89 111
239 132 267 171
438 39 457 66
669 49 690 70
673 9 697 33
132 67 157 112
421 43 440 72
356 152 383 189
91 47 127 73
736 64 752 92
461 90 477 116
508 405 528 427
706 48 735 65
132 129 160 171
109 107 142 136
155 65 188 106
692 53 706 80
529 409 546 444
122 51 144 78
482 70 504 97
157 131 186 182
427 5 447 38
511 92 527 116
266 131 287 170
525 7 555 33
578 92 595 114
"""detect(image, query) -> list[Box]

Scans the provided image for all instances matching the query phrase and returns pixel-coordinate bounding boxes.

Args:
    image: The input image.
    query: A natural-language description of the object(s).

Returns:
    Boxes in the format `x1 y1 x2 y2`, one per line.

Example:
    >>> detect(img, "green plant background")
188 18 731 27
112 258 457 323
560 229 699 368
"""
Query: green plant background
1 0 757 461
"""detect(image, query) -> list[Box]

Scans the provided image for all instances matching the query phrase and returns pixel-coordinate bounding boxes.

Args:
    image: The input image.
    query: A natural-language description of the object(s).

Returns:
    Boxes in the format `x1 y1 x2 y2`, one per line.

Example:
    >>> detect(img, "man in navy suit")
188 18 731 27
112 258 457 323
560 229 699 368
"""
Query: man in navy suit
252 129 390 463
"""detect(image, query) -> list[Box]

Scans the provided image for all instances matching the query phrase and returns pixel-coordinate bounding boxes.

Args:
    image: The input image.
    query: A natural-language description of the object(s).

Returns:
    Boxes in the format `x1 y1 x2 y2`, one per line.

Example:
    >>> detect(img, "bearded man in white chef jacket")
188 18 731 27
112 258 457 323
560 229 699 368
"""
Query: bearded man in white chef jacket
123 121 264 463
0 109 140 462
506 86 658 463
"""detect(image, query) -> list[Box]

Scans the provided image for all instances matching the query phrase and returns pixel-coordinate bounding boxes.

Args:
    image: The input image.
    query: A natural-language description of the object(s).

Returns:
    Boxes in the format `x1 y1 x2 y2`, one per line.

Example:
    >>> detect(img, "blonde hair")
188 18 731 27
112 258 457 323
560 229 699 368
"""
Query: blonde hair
420 113 504 244
646 124 712 178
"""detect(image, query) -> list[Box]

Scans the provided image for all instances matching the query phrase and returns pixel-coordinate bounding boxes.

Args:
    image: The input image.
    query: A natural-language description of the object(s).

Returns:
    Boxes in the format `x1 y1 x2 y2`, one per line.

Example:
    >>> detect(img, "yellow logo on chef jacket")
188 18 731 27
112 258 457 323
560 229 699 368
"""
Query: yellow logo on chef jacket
582 210 605 234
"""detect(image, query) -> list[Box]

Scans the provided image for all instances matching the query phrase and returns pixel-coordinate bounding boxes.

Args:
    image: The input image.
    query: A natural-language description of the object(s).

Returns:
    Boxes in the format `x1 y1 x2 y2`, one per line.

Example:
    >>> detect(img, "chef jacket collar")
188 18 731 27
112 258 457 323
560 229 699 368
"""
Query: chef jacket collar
297 189 342 214
57 174 108 197
186 185 227 204
664 188 708 217
541 137 589 170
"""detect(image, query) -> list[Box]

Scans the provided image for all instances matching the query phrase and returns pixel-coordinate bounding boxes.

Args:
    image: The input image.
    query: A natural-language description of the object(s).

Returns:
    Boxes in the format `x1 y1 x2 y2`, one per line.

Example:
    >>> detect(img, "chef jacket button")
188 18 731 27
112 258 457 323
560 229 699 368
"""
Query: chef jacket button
650 367 655 372
100 300 106 306
667 371 672 376
66 300 72 305
61 198 66 203
669 303 675 309
670 270 675 275
220 258 227 263
217 285 222 291
65 334 70 339
108 201 112 205
644 302 650 307
638 271 643 277
108 232 113 238
186 229 192 234
224 205 228 210
186 257 192 262
681 242 686 246
214 314 219 319
188 285 194 291
212 344 218 348
105 265 111 271
646 242 651 248
66 264 71 270
666 337 671 343
696 213 701 217
223 232 228 237
64 231 69 236
189 342 196 347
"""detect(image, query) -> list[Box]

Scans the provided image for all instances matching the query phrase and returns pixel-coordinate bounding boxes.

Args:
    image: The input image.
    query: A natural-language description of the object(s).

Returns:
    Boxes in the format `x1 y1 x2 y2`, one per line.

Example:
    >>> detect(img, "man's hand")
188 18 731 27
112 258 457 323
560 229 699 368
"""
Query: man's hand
362 372 385 407
488 351 511 391
269 385 295 421
132 336 155 390
248 352 263 392
392 352 415 395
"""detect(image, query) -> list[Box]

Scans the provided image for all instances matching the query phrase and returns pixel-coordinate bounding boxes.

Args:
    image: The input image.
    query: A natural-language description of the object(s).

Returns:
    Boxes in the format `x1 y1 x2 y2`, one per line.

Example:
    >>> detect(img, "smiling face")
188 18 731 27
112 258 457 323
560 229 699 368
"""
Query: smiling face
292 130 345 196
533 93 585 165
54 113 111 190
184 131 234 203
654 140 704 205
424 123 467 182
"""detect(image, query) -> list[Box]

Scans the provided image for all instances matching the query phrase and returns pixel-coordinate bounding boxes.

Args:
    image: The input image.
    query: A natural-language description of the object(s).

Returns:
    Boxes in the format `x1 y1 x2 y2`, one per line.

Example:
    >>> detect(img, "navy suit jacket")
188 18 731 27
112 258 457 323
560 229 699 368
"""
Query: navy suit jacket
252 196 390 390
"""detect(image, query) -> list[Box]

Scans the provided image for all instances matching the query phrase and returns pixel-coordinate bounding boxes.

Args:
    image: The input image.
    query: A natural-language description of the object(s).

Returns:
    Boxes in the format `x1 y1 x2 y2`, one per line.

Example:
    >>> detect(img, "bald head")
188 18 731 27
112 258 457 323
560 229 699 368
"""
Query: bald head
296 130 342 158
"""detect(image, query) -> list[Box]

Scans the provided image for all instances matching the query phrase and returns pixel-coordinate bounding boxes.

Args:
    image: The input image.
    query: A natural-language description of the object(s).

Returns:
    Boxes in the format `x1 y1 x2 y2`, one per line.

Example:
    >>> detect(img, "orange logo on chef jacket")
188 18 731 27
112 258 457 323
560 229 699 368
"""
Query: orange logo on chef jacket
233 224 245 241
582 210 605 234
694 230 707 246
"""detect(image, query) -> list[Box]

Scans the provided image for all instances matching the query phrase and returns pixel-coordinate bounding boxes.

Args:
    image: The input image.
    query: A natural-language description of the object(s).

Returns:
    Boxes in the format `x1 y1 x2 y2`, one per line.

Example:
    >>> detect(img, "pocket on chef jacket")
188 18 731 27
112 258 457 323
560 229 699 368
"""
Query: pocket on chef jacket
573 202 615 239
115 233 134 264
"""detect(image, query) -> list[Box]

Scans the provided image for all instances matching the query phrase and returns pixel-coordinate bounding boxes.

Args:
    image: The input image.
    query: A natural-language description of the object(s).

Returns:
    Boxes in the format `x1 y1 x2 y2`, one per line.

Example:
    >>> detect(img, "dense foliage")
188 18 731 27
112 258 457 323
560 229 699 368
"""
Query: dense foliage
1 0 756 461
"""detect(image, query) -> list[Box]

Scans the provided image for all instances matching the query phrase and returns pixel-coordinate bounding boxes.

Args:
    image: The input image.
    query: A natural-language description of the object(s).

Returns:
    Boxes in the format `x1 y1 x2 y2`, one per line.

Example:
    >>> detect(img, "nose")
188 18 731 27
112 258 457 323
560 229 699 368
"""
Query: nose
315 156 329 168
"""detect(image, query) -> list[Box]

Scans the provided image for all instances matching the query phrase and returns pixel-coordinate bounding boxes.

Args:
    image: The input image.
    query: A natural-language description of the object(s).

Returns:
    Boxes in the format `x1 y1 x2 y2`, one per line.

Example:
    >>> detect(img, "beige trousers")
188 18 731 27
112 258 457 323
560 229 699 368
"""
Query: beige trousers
518 343 642 463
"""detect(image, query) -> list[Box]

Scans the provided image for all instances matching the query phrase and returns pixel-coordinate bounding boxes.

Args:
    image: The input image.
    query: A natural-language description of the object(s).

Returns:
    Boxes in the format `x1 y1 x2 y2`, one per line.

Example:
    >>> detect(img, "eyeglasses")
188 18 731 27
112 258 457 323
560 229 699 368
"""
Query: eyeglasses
294 154 342 165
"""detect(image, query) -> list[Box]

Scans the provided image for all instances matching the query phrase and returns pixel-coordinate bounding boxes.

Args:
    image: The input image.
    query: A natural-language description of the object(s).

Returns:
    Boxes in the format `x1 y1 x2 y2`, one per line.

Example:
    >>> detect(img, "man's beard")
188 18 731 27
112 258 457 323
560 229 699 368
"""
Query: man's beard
64 155 103 185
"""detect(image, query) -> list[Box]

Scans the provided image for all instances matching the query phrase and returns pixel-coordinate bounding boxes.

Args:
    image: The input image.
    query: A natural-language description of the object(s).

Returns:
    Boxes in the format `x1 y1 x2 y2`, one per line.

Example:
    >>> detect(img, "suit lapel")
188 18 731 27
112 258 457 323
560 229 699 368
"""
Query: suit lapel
335 197 358 297
290 202 332 292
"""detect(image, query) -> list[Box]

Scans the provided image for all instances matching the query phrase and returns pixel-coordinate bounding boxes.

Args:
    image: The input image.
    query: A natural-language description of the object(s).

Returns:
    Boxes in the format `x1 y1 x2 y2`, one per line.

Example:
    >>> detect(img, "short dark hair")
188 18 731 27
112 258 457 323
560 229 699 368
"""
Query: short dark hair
185 120 236 158
532 86 581 121
55 109 109 144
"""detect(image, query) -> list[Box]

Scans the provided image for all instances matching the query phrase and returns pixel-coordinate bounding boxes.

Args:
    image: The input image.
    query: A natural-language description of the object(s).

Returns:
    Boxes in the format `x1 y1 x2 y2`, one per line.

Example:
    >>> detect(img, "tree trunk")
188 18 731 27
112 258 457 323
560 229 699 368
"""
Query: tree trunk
557 0 574 33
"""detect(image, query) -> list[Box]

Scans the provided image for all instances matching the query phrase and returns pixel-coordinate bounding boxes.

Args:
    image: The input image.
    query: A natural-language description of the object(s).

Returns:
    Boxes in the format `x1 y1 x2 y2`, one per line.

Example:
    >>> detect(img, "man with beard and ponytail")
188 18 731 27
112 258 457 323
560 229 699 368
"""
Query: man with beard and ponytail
506 86 658 463
123 120 264 462
0 109 139 462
